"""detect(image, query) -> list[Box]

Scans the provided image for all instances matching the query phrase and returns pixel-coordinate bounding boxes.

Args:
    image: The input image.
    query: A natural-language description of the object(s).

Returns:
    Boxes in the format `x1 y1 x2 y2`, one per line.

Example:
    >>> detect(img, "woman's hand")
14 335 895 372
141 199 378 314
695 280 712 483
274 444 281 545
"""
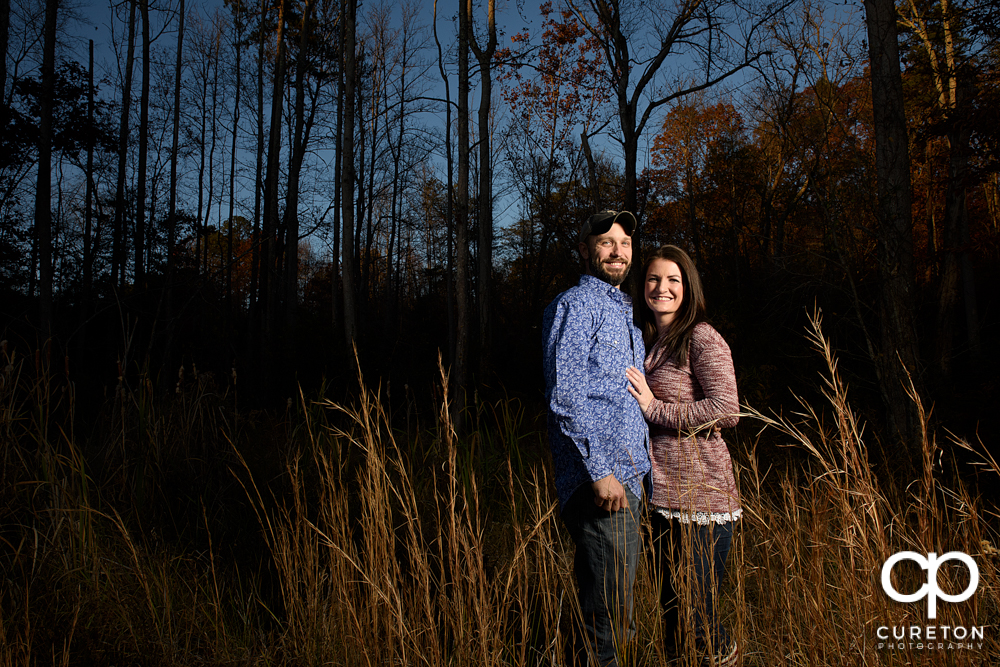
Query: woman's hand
626 366 652 414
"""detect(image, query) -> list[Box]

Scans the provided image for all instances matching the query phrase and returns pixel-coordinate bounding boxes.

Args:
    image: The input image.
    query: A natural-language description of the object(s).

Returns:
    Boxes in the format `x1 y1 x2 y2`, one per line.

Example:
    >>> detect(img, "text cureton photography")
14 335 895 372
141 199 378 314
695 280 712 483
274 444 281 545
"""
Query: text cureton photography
876 625 985 651
876 551 986 652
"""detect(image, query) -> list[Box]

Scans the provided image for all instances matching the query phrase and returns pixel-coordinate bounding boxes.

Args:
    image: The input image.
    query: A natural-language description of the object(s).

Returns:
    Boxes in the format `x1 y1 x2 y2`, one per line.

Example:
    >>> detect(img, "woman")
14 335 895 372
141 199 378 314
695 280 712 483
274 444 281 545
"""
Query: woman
625 245 740 666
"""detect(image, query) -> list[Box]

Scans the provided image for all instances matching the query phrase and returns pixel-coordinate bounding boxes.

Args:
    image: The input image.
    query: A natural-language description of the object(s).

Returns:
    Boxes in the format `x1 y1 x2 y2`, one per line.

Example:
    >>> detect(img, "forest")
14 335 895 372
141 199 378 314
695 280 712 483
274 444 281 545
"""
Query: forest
2 0 1000 664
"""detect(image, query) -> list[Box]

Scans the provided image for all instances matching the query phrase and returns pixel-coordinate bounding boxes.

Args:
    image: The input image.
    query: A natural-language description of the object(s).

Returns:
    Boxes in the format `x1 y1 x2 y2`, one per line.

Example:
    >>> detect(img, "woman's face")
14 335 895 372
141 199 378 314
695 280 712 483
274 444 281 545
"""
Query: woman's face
645 258 684 325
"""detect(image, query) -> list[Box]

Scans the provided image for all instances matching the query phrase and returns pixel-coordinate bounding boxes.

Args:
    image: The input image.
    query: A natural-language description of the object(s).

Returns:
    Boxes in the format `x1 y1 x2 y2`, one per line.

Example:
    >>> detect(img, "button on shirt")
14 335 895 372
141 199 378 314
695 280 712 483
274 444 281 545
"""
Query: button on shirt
543 274 651 510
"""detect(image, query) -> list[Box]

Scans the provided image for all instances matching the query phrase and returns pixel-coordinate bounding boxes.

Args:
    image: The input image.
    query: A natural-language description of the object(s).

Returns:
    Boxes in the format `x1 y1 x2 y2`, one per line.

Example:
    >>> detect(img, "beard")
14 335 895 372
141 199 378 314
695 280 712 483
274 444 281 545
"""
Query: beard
590 254 631 287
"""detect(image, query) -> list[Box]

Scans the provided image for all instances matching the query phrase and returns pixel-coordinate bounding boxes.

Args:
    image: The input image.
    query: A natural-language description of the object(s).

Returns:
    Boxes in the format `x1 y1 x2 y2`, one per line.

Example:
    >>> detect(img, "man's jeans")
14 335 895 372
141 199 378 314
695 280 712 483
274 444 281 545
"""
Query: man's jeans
650 512 734 656
562 484 642 667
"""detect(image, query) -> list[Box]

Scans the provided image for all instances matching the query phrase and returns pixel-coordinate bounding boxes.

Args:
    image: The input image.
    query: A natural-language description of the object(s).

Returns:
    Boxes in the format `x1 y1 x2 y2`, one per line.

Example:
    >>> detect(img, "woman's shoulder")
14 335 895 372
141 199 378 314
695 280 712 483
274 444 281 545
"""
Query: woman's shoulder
692 321 725 340
690 322 731 355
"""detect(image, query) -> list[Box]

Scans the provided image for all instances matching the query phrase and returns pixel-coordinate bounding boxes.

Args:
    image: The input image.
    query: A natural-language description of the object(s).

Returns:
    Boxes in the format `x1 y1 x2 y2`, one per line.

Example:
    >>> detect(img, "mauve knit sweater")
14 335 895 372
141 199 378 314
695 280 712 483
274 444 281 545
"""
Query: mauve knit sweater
643 322 741 518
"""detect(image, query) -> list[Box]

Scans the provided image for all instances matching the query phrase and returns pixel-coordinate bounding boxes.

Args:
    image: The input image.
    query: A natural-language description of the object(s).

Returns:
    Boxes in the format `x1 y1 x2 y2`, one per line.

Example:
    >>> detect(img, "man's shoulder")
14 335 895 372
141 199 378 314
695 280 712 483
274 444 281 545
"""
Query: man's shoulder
544 282 607 342
545 279 592 312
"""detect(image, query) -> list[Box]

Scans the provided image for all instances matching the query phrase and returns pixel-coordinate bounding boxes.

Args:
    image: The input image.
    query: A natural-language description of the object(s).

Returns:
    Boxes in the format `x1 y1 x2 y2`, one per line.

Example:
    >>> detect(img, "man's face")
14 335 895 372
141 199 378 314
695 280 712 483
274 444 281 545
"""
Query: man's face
579 222 633 287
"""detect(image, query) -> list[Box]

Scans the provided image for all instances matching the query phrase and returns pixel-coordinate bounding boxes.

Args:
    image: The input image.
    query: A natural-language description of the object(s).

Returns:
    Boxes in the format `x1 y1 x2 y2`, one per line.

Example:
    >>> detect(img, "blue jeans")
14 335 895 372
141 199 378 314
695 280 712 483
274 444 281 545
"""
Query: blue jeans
562 484 642 667
650 512 734 656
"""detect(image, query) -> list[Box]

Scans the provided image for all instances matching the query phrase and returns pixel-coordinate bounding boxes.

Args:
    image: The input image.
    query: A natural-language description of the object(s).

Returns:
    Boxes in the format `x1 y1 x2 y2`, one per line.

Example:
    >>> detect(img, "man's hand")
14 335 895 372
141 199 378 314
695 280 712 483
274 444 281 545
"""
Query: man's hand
591 474 628 512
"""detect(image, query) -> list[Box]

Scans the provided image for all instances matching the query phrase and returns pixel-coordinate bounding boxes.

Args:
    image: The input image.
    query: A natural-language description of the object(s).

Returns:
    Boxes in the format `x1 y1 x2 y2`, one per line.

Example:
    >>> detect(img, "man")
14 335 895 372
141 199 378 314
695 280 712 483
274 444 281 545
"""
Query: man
542 210 650 667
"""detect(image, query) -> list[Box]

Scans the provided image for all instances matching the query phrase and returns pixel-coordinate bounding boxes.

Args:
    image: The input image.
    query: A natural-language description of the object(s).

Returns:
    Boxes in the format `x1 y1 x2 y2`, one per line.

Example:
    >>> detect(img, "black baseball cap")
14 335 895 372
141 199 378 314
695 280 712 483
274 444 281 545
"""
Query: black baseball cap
579 210 637 244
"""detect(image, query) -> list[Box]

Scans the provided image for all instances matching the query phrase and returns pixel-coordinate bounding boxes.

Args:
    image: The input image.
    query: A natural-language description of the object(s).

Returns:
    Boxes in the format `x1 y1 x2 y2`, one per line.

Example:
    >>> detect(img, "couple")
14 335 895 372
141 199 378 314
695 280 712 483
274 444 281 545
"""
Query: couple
542 210 741 667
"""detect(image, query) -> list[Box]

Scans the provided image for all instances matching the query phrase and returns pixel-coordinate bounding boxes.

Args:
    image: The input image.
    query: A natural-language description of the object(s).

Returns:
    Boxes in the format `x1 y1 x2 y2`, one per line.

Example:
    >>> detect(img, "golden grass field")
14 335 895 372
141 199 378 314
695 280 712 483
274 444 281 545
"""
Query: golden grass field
1 313 997 666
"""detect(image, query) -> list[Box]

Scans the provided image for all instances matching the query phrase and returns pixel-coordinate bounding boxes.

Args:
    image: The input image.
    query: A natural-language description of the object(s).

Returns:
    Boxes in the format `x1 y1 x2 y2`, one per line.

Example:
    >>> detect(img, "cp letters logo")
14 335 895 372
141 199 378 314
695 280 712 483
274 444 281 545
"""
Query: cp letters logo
881 552 979 618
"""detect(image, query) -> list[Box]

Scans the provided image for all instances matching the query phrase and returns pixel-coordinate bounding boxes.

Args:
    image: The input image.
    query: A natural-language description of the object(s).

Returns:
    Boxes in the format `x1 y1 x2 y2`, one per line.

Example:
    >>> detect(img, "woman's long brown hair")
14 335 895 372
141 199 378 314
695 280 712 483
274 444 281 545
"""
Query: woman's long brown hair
636 245 707 371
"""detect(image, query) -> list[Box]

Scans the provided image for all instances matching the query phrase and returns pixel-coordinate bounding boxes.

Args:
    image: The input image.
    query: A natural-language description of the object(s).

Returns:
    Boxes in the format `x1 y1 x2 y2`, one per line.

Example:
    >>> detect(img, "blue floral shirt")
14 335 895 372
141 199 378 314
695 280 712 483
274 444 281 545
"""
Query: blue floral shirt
542 274 650 510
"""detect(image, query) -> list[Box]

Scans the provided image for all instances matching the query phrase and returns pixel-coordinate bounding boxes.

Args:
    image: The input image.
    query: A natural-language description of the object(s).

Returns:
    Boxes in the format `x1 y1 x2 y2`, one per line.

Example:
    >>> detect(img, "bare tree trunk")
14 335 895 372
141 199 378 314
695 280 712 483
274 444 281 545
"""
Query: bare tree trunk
168 0 184 290
282 0 315 343
226 0 240 307
261 0 288 359
433 0 455 364
332 16 343 332
864 0 922 449
935 119 981 377
388 8 418 320
900 0 982 379
985 174 1000 230
454 0 471 423
470 0 496 378
341 0 358 346
113 0 137 288
355 50 366 329
135 0 150 287
685 151 701 264
206 41 219 277
387 84 403 319
160 0 184 365
385 12 411 324
249 0 266 333
360 43 376 314
581 130 601 209
83 40 95 300
35 0 58 339
195 44 209 276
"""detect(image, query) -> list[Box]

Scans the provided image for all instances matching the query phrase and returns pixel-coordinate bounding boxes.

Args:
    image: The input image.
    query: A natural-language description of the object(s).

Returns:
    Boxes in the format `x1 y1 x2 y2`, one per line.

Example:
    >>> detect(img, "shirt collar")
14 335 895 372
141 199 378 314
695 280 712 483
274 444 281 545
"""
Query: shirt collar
578 274 631 305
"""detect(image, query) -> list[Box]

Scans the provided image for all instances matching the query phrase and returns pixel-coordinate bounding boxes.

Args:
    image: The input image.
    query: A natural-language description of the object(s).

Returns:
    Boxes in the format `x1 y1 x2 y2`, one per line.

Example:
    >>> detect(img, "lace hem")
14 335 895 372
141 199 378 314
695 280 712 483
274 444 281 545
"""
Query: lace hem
654 506 742 525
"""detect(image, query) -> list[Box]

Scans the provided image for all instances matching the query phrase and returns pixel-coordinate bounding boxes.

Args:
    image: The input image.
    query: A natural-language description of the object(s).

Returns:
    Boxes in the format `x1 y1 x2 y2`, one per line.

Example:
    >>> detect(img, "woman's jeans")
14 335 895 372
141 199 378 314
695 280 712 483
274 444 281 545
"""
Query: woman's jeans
650 512 734 655
562 484 642 667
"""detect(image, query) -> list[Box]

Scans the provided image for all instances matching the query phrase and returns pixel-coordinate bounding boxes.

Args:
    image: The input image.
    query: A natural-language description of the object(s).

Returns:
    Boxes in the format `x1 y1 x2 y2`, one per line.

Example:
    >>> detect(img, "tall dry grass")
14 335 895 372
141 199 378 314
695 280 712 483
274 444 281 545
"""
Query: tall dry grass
1 313 998 666
736 311 1000 666
236 355 579 666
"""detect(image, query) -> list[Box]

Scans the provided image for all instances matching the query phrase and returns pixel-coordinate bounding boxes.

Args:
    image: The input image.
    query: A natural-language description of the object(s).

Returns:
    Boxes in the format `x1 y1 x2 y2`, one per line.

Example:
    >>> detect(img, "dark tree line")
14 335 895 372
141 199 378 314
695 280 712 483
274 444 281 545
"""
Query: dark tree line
1 0 998 451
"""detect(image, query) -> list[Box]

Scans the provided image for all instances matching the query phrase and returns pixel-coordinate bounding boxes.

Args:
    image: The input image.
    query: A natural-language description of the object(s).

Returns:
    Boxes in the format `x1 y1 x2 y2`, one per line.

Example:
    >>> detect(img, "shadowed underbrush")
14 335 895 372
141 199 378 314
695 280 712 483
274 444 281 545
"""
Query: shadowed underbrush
1 315 998 666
